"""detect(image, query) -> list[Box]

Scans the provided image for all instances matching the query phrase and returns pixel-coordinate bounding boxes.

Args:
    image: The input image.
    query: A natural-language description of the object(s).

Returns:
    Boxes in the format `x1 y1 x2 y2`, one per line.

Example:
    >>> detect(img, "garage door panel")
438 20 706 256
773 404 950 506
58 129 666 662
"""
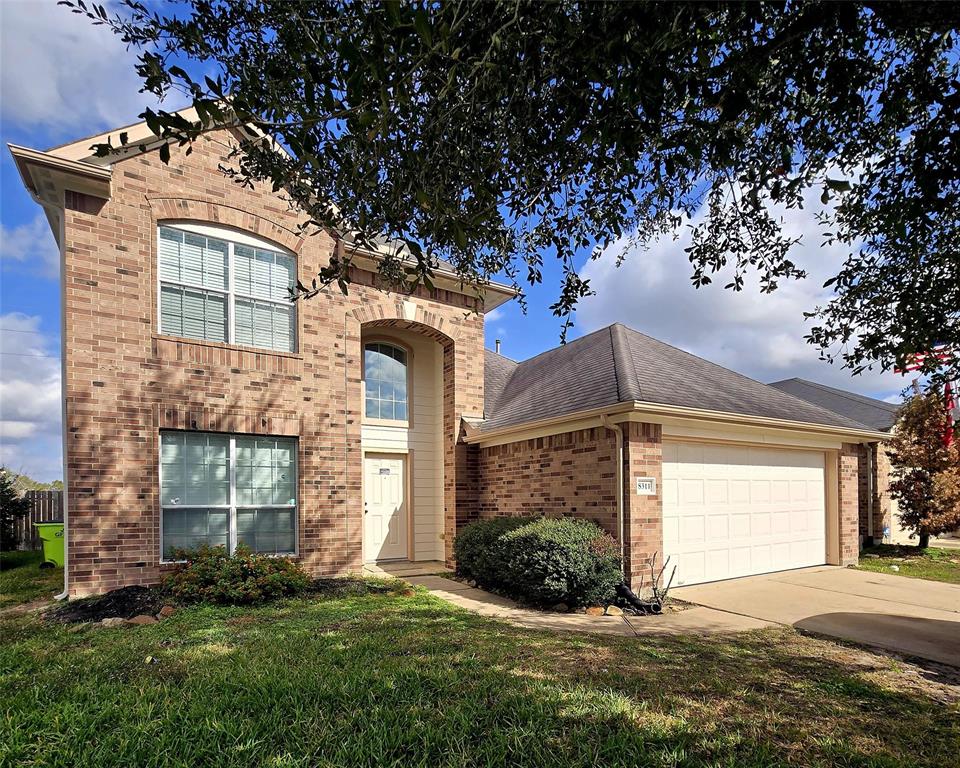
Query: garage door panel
706 515 728 540
730 480 750 504
706 550 729 579
680 515 706 542
751 513 771 536
706 479 727 504
663 442 827 586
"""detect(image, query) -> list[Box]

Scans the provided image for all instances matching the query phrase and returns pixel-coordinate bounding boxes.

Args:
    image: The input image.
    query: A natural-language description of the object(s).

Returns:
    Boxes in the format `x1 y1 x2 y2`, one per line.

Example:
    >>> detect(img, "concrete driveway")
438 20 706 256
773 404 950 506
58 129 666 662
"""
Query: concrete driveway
673 566 960 666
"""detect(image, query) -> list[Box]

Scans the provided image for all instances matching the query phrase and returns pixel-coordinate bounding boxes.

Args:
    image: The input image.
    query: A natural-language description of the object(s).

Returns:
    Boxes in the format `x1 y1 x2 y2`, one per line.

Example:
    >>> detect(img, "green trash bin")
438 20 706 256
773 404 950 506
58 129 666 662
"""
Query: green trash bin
34 522 65 568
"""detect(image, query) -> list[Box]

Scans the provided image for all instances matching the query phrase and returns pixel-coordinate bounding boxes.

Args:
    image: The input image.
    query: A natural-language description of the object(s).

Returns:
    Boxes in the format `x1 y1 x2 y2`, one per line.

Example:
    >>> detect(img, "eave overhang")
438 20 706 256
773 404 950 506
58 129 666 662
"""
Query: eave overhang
463 399 890 447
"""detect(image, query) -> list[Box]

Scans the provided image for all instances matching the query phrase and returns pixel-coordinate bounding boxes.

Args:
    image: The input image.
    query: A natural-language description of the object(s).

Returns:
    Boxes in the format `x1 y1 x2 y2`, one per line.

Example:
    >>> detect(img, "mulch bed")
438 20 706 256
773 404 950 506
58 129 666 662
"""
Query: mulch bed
46 586 168 624
44 577 401 624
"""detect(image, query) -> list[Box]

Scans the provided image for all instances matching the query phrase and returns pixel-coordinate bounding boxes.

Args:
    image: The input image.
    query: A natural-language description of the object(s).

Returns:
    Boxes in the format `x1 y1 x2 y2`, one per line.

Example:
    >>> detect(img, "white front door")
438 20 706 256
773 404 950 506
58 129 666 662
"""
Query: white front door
662 441 826 586
364 454 408 561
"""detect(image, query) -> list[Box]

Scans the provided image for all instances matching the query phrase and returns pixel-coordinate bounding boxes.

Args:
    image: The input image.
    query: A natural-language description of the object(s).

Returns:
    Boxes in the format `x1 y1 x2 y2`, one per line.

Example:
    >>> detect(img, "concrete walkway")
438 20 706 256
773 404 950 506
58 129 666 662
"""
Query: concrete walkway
406 575 771 637
673 566 960 666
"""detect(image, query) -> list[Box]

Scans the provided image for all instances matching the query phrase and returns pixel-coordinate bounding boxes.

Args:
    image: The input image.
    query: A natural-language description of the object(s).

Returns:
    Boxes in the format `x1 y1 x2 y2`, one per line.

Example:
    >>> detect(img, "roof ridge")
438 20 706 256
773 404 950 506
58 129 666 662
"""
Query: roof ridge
782 377 901 412
610 323 642 401
508 323 617 367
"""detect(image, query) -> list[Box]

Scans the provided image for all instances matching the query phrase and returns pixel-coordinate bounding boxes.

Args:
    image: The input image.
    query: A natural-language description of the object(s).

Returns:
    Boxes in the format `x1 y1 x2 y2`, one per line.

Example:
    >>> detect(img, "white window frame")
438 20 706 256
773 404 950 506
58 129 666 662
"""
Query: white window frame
159 431 299 563
157 222 298 353
362 340 411 425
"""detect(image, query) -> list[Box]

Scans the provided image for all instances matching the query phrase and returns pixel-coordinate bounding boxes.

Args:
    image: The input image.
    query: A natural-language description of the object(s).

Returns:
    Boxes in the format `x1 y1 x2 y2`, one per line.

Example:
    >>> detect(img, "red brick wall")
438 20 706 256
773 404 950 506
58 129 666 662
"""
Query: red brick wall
838 443 860 566
61 129 485 596
622 423 663 590
474 427 619 536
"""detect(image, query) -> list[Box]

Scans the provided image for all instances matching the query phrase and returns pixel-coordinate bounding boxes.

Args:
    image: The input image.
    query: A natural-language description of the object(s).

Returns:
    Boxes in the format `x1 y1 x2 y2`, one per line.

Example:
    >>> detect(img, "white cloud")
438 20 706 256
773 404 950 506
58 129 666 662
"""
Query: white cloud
577 191 911 402
0 313 62 481
0 213 60 279
0 0 155 134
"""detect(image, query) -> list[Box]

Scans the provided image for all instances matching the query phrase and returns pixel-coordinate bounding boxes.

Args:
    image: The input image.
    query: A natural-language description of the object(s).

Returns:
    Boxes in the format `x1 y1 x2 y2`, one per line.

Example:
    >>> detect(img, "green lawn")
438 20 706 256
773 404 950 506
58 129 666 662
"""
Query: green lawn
0 550 63 609
1 587 957 767
854 544 960 584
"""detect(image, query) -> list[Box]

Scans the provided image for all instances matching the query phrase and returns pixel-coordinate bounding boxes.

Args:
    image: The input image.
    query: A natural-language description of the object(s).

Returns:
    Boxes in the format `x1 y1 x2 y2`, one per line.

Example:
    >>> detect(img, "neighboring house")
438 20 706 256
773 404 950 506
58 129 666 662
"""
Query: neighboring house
770 377 958 545
9 116 886 597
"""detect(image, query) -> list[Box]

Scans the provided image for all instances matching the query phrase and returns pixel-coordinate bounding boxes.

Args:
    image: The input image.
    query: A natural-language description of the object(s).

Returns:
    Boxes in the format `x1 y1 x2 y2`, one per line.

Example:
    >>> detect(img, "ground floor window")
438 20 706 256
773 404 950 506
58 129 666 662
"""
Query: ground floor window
160 431 297 559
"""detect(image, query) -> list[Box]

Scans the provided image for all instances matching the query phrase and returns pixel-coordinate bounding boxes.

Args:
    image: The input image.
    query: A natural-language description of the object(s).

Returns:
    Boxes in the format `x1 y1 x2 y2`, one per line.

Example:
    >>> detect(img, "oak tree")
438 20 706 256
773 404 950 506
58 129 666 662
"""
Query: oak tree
66 0 960 380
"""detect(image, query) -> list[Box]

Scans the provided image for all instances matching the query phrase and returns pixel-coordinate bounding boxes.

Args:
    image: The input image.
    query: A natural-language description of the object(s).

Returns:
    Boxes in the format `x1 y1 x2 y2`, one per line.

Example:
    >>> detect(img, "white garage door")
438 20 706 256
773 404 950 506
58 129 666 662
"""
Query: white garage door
662 441 826 586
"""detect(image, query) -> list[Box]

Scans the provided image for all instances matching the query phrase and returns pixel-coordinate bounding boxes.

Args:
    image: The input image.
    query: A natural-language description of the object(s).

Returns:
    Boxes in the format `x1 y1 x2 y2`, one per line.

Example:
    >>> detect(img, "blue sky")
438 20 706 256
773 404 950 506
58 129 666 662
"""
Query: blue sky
0 1 908 482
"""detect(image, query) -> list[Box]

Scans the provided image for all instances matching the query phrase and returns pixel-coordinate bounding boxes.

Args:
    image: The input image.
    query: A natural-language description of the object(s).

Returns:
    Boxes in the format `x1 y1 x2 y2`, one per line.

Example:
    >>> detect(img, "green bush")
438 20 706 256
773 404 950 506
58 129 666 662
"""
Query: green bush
454 516 622 606
164 544 311 605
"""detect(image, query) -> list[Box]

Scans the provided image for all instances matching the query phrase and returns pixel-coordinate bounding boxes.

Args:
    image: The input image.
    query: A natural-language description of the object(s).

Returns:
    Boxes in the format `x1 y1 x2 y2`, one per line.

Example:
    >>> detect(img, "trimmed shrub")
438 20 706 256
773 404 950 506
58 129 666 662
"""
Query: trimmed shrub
454 516 622 606
164 544 311 605
453 515 528 582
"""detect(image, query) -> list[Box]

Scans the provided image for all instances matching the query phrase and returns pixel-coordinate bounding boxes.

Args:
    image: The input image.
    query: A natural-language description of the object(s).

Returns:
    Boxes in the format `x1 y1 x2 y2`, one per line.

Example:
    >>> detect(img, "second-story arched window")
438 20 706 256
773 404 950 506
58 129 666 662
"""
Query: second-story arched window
364 342 408 421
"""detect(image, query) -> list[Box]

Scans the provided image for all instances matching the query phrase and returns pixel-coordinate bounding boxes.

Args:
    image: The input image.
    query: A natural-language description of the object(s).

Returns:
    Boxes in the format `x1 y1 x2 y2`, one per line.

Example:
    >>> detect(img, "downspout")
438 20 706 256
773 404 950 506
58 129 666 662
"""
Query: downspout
21 186 71 601
863 441 874 545
50 199 69 601
600 415 625 566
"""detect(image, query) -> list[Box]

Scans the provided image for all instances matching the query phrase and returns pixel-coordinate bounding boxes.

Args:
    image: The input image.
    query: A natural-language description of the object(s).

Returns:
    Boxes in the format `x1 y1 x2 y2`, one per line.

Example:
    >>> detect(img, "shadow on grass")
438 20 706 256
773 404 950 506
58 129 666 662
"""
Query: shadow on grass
1 591 957 768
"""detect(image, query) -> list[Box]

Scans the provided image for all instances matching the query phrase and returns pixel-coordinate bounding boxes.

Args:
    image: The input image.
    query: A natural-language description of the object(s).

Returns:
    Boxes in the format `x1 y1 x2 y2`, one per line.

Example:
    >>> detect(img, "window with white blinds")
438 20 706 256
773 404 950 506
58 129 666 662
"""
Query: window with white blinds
158 225 297 352
160 431 297 559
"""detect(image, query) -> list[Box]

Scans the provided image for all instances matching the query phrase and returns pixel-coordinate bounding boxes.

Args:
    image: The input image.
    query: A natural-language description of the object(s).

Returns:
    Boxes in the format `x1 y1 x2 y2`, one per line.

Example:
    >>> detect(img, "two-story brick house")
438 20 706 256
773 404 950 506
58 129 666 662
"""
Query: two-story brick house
10 115 887 597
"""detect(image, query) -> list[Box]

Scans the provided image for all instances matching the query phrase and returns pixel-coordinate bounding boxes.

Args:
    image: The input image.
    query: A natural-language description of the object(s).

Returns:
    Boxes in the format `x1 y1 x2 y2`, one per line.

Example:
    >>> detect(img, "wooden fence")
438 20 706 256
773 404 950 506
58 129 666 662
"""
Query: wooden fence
10 490 63 551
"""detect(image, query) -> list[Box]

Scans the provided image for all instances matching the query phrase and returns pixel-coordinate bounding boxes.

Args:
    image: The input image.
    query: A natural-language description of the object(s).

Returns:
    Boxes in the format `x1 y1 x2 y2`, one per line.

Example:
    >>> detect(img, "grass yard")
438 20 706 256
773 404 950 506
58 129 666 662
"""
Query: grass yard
2 586 958 768
0 550 63 609
854 544 960 584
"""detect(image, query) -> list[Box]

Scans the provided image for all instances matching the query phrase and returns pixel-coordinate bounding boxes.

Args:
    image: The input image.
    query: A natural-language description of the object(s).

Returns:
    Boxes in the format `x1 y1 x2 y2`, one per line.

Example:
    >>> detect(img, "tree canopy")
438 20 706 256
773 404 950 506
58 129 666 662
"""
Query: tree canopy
66 0 959 381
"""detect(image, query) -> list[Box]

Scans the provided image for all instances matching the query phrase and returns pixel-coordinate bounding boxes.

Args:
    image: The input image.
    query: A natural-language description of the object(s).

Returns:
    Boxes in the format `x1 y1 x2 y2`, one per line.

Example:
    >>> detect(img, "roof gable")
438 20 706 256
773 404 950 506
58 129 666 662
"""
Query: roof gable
481 323 876 433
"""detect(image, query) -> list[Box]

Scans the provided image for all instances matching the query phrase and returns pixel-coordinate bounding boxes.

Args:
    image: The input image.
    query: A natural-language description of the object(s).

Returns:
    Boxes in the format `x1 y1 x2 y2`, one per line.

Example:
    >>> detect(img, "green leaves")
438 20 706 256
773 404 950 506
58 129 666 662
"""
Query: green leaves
70 0 960 382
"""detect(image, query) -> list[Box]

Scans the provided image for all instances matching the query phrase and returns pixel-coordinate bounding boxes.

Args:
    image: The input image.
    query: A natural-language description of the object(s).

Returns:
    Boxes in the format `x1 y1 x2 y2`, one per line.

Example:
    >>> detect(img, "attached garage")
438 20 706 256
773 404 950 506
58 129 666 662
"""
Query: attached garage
662 441 827 586
471 323 886 591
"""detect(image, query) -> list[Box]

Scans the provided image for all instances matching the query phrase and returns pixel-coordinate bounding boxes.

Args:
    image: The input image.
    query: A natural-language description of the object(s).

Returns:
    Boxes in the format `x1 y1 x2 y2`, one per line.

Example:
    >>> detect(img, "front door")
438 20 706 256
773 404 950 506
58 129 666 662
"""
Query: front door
363 454 408 561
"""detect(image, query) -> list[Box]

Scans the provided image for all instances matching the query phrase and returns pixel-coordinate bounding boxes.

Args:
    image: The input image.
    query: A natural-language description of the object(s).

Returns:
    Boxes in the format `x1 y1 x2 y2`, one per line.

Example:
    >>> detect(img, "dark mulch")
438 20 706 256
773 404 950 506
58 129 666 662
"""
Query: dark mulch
308 576 398 598
45 577 399 624
46 586 168 624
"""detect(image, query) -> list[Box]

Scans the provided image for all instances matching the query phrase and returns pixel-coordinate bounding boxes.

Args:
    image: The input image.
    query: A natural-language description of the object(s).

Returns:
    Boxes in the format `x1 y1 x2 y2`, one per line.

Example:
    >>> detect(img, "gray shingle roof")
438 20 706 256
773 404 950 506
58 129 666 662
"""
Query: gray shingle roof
481 324 876 433
768 378 900 432
484 349 518 417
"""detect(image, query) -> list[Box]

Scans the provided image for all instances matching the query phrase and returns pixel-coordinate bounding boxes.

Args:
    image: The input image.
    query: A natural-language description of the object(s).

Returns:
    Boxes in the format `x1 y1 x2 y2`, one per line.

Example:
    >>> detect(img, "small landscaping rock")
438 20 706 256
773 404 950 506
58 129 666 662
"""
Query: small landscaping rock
551 602 570 613
157 605 176 618
99 617 125 628
467 579 478 588
889 565 900 572
585 606 605 617
864 553 881 559
605 605 624 616
127 614 158 626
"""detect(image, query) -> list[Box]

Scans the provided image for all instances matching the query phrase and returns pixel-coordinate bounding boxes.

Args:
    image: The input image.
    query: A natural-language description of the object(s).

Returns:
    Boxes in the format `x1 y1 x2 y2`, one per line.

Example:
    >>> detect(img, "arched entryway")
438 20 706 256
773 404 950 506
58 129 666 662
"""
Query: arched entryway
347 299 481 566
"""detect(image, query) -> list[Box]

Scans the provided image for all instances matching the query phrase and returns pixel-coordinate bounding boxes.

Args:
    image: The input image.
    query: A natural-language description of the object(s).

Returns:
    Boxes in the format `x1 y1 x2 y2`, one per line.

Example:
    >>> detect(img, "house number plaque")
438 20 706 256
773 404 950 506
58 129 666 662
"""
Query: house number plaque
635 477 656 495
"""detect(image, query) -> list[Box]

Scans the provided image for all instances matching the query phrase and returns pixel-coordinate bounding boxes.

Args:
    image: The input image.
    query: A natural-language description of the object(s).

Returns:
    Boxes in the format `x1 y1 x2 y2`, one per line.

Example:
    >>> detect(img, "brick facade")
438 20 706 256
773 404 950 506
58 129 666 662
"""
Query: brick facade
61 129 484 596
838 443 861 566
857 442 894 545
472 423 663 590
474 427 619 534
621 423 663 590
